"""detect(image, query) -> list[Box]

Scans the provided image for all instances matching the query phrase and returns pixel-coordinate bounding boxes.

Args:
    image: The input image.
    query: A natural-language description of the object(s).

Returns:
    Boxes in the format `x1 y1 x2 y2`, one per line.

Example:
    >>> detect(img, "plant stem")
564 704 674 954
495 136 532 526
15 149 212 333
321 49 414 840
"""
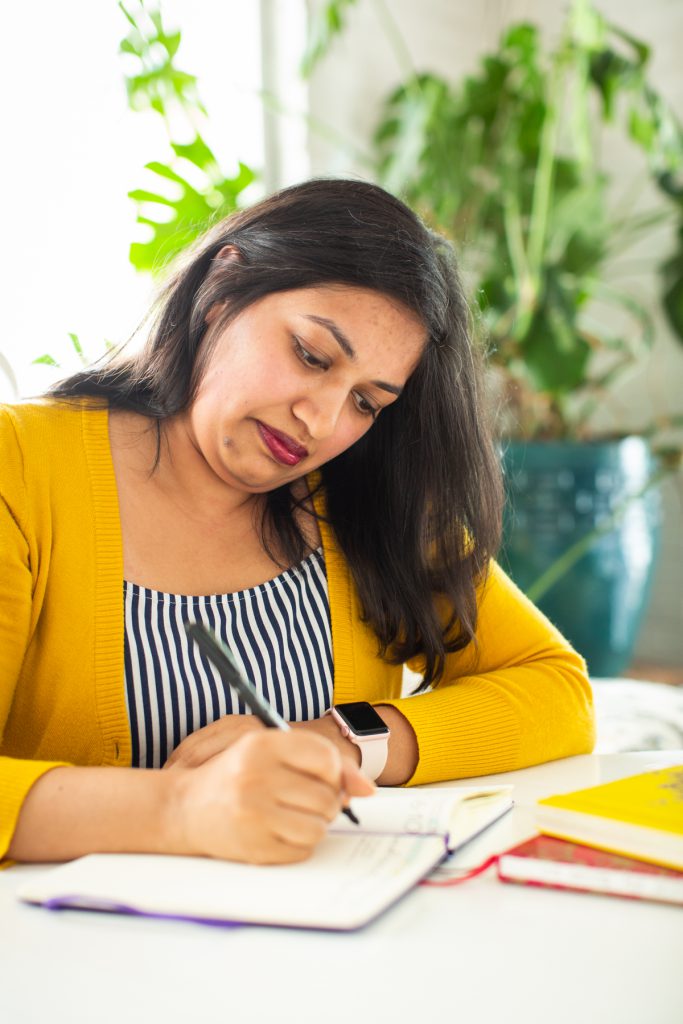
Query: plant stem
503 185 532 336
371 0 416 81
526 44 564 291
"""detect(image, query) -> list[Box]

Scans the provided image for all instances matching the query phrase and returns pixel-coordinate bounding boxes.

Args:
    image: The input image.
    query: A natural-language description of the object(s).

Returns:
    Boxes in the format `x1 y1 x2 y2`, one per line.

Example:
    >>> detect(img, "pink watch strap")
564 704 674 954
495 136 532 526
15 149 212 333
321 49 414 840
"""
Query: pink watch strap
329 707 390 781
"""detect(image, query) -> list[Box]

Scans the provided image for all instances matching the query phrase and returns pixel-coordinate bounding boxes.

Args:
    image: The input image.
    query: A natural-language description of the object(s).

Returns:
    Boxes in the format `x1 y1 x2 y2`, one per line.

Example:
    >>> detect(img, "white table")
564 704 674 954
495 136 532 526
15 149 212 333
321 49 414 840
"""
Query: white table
2 752 682 1024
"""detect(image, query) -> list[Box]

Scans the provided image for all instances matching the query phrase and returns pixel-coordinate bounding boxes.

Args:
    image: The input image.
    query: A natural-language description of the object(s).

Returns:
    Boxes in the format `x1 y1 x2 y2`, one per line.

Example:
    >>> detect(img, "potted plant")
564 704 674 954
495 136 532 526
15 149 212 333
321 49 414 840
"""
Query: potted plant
308 0 683 674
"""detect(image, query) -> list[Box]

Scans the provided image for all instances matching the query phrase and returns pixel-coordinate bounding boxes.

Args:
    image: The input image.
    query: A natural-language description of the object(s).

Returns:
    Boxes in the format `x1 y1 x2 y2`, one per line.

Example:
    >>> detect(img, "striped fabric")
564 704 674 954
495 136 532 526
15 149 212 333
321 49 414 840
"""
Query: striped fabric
123 547 333 769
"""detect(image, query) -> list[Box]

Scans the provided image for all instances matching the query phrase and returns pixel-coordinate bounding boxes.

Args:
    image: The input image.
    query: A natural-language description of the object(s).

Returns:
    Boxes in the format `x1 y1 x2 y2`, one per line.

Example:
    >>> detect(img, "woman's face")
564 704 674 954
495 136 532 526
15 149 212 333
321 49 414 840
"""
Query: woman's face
183 284 427 494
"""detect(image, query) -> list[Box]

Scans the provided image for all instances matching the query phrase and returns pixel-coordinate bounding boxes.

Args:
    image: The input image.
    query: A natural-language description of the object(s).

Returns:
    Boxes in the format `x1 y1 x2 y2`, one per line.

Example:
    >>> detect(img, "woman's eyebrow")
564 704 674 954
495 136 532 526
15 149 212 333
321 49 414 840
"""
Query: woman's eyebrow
302 314 403 396
303 314 356 359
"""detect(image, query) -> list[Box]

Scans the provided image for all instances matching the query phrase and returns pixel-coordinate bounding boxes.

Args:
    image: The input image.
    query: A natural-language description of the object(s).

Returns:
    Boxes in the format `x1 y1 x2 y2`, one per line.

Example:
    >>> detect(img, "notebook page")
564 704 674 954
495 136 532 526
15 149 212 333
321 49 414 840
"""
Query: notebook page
332 785 512 840
446 791 514 851
19 833 447 931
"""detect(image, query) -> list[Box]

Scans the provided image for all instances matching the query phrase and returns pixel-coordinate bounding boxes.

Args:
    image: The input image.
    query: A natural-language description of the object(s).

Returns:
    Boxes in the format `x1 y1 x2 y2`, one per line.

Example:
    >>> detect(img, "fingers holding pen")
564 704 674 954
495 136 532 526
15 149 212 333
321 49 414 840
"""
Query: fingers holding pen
168 729 374 864
274 729 372 794
274 737 376 823
265 732 376 831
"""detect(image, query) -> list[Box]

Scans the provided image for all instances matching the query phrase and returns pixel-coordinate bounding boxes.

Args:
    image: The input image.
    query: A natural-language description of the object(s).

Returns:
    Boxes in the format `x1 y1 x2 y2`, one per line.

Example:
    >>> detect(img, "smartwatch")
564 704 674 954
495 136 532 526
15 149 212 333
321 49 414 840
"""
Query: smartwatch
329 702 390 781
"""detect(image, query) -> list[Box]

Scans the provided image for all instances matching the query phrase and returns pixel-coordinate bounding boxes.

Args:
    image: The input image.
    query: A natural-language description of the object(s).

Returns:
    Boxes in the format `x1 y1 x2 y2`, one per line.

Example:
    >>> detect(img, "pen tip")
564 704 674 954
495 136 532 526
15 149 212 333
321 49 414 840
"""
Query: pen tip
344 806 360 826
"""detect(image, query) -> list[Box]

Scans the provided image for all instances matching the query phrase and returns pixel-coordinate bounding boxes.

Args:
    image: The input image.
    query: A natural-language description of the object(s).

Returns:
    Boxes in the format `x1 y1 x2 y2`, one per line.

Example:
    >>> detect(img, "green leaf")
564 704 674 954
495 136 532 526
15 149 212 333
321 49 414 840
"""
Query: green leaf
301 0 359 76
33 332 90 370
521 308 592 394
503 23 538 55
571 0 605 49
663 268 683 344
143 160 198 186
164 30 181 60
213 162 257 204
544 176 607 269
608 24 651 68
67 333 86 363
127 188 179 207
119 0 204 117
171 135 220 175
374 74 461 213
119 2 258 279
119 37 142 57
118 0 139 33
628 106 656 149
128 161 255 275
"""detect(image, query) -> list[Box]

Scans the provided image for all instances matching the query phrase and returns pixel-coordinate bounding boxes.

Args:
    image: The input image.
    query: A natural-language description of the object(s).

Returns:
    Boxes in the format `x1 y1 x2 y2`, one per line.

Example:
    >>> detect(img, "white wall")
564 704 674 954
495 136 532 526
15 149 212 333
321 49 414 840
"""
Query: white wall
305 0 683 669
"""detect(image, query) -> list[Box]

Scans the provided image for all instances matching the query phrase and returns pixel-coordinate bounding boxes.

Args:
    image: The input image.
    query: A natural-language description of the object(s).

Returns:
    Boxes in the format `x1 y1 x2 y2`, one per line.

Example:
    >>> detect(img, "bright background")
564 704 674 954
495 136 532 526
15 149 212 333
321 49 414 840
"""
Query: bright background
0 0 303 397
0 0 681 668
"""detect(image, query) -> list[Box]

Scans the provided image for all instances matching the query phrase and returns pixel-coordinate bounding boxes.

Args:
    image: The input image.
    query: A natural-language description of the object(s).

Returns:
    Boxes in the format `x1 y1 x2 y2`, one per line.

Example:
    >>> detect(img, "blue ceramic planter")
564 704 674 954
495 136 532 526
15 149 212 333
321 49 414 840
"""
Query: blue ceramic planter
501 438 661 677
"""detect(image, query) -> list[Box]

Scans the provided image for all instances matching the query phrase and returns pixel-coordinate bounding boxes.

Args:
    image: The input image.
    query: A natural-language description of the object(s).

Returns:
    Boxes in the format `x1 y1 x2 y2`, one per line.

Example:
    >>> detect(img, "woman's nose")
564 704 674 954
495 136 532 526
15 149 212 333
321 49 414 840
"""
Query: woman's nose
292 387 346 440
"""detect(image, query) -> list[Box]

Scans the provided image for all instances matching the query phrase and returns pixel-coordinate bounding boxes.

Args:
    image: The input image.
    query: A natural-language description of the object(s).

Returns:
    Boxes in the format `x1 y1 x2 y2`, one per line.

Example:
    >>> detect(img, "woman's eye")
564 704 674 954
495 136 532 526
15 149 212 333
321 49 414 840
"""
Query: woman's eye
294 338 327 370
353 392 380 420
293 337 378 419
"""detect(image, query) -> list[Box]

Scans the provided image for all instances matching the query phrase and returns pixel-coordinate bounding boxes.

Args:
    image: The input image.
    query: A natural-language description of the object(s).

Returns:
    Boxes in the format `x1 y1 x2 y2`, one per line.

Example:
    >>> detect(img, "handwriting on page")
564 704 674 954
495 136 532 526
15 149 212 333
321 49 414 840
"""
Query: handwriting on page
331 789 455 836
307 833 445 913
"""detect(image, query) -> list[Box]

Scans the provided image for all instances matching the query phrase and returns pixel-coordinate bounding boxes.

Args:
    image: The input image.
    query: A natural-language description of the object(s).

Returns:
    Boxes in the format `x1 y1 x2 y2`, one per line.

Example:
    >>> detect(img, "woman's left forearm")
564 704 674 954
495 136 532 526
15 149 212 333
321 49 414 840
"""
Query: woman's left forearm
294 705 418 786
373 705 419 785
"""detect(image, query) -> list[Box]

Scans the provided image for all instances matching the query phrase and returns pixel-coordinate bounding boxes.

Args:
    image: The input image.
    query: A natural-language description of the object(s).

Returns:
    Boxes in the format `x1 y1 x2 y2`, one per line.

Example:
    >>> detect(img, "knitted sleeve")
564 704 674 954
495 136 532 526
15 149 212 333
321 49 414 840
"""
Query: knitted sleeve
0 407 66 860
380 561 595 786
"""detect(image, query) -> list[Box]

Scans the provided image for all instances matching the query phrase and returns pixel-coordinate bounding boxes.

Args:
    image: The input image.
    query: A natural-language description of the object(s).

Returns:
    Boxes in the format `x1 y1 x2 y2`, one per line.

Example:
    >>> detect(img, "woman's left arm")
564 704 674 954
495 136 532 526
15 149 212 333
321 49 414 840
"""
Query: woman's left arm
374 561 595 786
257 561 594 787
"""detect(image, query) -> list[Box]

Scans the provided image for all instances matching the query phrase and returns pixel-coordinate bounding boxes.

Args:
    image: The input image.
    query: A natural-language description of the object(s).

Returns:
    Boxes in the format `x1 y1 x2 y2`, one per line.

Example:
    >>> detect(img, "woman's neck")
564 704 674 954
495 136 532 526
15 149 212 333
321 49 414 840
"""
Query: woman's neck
110 408 262 527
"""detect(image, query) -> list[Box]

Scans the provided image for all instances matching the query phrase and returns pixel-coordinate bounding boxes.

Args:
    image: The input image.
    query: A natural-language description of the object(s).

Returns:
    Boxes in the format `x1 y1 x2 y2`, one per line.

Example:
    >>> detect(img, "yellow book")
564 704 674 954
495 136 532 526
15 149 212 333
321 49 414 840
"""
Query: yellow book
536 766 683 871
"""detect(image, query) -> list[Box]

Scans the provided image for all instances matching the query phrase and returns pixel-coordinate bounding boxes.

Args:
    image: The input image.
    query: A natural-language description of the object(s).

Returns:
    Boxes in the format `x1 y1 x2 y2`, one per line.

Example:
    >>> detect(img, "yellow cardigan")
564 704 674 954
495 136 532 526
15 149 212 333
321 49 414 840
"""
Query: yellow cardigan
0 400 594 857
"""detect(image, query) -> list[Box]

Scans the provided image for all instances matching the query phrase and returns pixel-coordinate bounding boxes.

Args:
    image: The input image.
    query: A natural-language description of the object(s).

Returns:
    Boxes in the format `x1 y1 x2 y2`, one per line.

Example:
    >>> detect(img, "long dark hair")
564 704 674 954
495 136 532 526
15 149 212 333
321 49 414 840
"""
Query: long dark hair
53 178 503 687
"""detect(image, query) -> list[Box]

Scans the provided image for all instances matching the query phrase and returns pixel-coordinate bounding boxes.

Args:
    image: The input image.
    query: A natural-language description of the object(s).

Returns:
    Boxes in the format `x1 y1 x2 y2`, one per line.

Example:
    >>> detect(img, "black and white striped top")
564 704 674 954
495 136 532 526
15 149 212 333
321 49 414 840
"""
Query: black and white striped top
123 547 334 769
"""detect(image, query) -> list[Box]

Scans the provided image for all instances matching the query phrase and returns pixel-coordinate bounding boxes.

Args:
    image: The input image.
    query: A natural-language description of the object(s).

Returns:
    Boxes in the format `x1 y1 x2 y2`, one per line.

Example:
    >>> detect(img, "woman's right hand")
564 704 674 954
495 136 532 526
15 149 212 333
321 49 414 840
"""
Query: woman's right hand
167 728 375 865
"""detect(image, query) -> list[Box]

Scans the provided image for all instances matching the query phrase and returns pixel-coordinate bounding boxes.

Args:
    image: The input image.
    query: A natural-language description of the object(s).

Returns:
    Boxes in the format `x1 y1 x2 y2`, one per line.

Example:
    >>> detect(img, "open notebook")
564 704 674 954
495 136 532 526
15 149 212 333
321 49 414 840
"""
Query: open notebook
19 785 512 931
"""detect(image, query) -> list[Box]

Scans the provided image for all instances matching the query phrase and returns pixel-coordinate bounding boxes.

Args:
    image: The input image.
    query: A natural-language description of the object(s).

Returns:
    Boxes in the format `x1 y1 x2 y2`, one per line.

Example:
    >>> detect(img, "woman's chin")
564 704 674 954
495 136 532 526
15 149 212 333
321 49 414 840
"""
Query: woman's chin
218 459 305 494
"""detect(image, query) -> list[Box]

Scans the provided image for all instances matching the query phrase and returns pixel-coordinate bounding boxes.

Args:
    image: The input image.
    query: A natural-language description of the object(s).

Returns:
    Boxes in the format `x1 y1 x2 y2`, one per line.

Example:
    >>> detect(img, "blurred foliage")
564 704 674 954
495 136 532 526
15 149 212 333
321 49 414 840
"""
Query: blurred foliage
301 0 358 76
119 0 255 274
306 0 683 441
659 172 683 340
33 333 116 371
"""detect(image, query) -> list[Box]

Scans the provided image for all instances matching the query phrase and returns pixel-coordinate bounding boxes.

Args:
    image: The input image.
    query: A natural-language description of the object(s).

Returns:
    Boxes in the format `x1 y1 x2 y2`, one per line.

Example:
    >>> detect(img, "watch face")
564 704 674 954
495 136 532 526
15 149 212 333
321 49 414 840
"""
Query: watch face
334 702 389 737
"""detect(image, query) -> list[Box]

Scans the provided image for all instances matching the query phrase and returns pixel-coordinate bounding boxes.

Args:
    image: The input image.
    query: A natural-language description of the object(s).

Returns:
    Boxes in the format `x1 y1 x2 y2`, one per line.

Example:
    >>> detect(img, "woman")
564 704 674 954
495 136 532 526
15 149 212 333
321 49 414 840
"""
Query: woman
0 179 594 866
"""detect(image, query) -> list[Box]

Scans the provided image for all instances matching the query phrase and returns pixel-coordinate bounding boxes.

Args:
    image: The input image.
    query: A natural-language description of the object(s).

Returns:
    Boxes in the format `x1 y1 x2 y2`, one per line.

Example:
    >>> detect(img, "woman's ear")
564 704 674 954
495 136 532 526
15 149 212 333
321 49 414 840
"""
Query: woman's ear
205 302 226 325
214 244 243 263
206 244 243 324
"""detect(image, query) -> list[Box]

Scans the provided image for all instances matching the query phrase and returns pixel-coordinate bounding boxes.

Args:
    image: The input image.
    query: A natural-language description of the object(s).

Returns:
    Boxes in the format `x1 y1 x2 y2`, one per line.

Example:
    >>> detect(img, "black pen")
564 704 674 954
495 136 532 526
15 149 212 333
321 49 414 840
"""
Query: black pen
184 621 360 826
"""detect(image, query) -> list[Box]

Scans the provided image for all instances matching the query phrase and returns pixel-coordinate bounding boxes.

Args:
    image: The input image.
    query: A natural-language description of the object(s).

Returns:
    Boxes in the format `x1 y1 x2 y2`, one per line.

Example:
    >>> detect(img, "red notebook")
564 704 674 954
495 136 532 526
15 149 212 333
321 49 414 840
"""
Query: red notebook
496 834 683 906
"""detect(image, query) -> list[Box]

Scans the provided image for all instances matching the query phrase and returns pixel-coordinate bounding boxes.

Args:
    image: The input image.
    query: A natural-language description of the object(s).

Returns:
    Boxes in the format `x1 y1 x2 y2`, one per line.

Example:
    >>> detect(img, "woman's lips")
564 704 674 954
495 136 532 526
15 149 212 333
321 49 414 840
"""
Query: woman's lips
256 421 309 466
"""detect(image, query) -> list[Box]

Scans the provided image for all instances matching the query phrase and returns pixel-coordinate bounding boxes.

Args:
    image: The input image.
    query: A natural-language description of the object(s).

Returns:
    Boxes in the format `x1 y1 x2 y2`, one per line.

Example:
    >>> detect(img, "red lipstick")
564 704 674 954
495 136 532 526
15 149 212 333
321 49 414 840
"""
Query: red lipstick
256 422 309 467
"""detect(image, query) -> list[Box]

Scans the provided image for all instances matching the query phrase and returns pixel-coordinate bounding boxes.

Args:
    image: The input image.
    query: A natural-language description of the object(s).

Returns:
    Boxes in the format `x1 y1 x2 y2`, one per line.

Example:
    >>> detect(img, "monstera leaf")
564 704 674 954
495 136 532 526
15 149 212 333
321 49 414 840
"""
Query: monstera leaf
128 156 255 274
120 1 257 276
